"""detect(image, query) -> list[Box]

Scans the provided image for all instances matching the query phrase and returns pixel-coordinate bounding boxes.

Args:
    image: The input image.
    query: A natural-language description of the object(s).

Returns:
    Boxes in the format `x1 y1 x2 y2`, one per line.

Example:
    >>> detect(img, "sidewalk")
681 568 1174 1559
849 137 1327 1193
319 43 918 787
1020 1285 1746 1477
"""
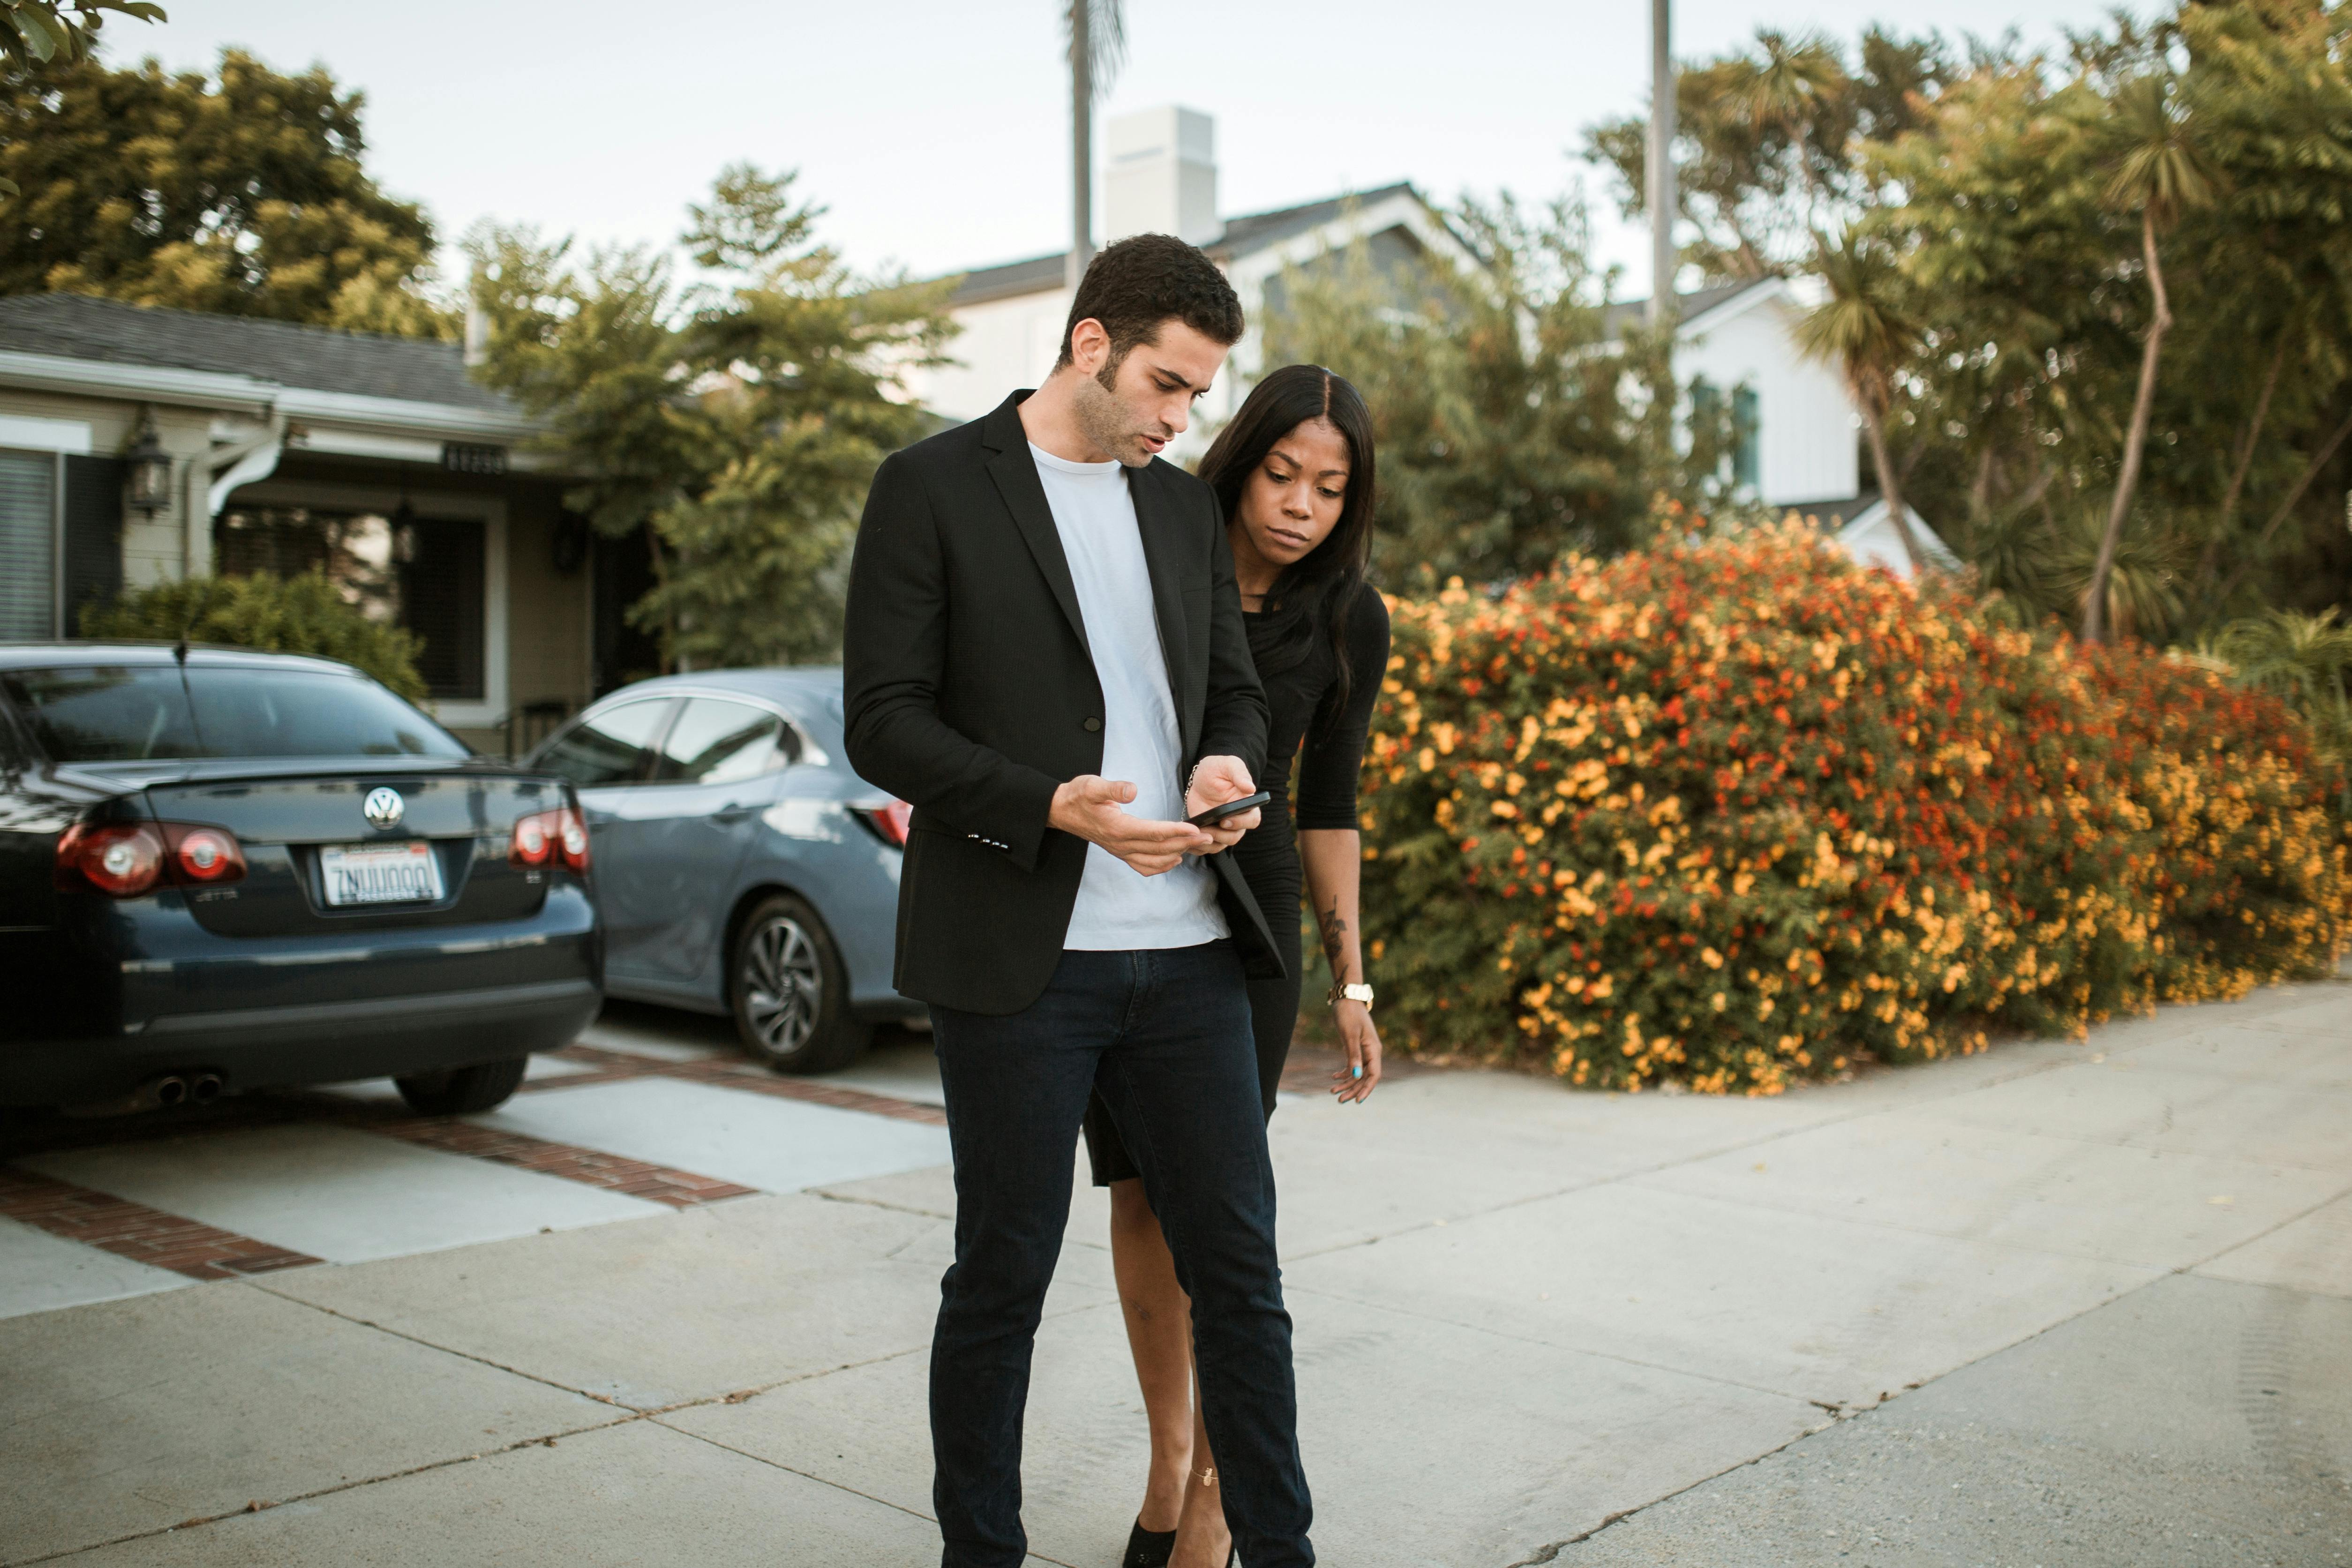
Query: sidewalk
4 982 2348 1566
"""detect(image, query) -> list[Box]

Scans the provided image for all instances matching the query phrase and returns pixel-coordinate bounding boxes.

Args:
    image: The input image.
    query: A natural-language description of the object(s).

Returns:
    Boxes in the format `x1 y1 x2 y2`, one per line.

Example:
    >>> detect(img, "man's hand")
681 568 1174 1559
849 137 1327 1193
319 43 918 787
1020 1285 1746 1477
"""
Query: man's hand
1184 755 1262 855
1049 776 1212 876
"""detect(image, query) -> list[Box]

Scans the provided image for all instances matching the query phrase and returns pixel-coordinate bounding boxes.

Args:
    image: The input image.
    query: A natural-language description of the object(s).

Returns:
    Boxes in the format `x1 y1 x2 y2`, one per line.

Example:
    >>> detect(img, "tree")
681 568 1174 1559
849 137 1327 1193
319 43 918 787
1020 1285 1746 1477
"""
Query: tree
473 166 958 669
1586 25 1951 281
0 0 160 67
0 48 450 335
1634 4 2352 645
0 0 163 197
1591 24 1954 566
2079 72 2215 642
2181 0 2352 618
1063 0 1123 288
1869 60 2157 623
1260 192 1723 585
1794 233 1925 570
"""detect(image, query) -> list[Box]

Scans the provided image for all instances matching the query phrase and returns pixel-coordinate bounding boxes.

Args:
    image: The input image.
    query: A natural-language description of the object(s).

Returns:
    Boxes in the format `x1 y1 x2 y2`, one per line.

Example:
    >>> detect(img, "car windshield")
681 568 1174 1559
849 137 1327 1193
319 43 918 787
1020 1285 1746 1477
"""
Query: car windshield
2 664 471 763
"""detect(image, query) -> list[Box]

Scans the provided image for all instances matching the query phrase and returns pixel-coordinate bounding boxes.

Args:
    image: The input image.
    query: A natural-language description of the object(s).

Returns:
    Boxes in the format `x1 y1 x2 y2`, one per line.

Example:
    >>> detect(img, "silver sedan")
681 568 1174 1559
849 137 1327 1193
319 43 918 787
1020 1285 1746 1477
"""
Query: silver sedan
528 668 916 1072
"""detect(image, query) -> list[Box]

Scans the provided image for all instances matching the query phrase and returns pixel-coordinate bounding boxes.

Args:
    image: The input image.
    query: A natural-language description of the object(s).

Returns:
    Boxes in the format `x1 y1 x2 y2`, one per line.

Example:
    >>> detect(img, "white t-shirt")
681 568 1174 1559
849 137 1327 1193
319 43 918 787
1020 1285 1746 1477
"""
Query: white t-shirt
1029 443 1229 951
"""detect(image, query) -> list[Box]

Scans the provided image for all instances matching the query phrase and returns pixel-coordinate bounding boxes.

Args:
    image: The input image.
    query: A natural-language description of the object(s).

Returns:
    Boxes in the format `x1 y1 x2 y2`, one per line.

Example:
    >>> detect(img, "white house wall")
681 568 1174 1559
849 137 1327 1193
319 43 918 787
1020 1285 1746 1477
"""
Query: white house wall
912 286 1073 425
1676 297 1857 507
916 191 1470 448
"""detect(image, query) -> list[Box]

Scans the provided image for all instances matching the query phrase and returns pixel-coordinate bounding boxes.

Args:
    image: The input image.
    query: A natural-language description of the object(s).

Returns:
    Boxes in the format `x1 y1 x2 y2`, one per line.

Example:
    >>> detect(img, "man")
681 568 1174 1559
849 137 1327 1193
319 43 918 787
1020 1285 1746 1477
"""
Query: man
844 233 1314 1568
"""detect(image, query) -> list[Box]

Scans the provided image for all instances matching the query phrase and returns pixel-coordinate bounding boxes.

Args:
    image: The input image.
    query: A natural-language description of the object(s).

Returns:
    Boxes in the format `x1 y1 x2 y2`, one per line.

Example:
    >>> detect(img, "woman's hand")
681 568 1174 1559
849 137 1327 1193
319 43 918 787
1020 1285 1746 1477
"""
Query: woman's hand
1330 1000 1383 1103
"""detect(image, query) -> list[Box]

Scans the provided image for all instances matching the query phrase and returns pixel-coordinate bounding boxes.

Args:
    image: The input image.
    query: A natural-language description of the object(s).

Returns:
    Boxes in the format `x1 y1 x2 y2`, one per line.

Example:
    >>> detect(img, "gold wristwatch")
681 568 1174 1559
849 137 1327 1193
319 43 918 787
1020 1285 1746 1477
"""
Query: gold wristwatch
1327 981 1375 1010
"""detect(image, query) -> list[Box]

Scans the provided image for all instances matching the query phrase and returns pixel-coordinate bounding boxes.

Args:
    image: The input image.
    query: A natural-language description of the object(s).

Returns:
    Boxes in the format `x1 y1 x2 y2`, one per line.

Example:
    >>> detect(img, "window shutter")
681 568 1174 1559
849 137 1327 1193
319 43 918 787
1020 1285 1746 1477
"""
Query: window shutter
63 455 126 632
1732 387 1760 491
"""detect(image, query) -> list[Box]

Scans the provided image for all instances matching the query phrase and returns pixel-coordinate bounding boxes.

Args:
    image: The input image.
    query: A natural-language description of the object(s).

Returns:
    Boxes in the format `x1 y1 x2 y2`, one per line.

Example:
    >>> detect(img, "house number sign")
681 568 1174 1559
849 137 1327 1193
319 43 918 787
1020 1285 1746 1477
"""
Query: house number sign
441 443 508 475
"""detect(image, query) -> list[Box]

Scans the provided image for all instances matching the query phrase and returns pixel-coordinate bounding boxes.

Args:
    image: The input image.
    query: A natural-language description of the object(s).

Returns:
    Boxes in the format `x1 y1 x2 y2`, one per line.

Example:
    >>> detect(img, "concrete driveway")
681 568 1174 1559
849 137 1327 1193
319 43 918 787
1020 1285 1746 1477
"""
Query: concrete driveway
2 984 2347 1567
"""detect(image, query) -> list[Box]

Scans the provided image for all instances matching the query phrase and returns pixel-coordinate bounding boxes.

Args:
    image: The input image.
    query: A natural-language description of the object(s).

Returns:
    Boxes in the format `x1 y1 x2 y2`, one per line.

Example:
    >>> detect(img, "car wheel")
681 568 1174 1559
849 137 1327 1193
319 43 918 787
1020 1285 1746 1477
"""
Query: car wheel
394 1056 530 1116
729 893 869 1073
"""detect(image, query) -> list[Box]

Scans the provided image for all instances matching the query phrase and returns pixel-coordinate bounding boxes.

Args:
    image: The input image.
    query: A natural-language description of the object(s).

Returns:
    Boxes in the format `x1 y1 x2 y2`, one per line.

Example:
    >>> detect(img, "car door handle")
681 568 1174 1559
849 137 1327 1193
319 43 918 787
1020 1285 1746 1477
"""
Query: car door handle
711 801 758 823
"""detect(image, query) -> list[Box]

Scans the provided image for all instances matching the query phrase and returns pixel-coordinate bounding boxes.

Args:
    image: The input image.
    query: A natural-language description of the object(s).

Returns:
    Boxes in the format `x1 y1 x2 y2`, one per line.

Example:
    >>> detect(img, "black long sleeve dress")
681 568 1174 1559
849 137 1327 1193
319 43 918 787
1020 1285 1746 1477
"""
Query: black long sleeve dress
1082 581 1391 1186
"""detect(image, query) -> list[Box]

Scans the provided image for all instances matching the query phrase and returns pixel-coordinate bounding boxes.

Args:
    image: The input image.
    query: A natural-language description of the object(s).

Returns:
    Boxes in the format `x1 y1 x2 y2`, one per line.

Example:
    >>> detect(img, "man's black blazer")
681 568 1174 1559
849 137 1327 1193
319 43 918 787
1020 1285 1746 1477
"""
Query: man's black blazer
843 390 1285 1016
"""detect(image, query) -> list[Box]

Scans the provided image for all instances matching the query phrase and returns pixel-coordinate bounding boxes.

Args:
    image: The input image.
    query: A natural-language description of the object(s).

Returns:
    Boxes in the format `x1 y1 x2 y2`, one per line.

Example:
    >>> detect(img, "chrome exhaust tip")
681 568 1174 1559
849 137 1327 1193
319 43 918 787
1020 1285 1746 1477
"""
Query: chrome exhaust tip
188 1073 225 1105
65 1073 191 1118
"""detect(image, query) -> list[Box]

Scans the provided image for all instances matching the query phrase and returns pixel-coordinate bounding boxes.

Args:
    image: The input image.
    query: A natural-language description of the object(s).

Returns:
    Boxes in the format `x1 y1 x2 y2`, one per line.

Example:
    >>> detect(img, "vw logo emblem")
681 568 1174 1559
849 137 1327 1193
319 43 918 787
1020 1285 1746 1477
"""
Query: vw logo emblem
362 787 406 829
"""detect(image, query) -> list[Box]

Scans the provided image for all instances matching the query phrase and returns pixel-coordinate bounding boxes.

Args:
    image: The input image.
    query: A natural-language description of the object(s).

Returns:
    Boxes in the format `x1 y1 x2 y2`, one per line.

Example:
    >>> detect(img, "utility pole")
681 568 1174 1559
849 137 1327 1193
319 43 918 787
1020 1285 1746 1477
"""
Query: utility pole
1646 0 1676 325
1067 0 1092 292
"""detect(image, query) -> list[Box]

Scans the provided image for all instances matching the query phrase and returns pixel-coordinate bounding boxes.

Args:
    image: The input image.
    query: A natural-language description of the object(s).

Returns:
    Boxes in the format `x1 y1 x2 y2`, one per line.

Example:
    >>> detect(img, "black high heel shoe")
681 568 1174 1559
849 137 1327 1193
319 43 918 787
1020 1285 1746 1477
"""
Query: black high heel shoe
1121 1518 1176 1568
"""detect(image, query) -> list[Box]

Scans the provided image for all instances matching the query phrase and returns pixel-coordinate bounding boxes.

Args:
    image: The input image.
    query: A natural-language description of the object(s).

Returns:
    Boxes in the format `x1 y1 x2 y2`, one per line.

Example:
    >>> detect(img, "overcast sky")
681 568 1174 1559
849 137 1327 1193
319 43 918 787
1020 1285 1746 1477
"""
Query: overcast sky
128 0 2134 298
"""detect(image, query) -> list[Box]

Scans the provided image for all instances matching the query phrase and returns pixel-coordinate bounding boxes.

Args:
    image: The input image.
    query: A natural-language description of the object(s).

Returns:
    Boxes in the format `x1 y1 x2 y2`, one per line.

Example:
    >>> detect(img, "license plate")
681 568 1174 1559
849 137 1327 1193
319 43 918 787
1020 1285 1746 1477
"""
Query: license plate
319 841 444 907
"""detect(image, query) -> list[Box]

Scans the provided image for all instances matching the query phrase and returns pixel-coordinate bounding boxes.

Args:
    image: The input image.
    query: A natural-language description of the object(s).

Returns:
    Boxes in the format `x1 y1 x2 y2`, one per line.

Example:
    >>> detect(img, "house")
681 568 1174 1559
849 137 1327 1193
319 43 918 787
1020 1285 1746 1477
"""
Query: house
1603 278 1858 511
1818 495 1959 577
0 294 651 751
922 119 1944 580
1604 278 1952 580
909 105 1480 445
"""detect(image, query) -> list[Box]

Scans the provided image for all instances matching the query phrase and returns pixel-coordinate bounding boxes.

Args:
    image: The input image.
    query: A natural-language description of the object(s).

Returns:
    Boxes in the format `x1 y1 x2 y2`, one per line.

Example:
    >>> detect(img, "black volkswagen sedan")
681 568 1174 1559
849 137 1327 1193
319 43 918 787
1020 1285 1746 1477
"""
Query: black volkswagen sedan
0 643 601 1116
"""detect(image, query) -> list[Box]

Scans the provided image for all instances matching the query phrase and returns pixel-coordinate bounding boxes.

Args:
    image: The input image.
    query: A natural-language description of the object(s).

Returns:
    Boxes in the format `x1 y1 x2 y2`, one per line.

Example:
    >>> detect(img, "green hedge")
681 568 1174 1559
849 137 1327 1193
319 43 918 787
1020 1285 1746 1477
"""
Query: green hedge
81 572 429 701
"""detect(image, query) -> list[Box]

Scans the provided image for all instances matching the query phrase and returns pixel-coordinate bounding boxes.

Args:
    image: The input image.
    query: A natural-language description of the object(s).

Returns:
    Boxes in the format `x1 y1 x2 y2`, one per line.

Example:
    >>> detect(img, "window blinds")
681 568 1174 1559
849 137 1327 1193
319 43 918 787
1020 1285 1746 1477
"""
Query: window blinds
0 451 56 639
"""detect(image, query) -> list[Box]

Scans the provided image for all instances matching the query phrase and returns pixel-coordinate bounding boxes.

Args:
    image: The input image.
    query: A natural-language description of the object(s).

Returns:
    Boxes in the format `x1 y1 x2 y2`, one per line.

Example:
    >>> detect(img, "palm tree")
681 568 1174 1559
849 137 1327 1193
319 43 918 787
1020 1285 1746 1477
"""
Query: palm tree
1733 36 1934 574
2055 500 2185 644
1063 0 1127 291
2081 73 2216 643
2208 607 2352 779
1724 30 1849 239
1794 233 1926 572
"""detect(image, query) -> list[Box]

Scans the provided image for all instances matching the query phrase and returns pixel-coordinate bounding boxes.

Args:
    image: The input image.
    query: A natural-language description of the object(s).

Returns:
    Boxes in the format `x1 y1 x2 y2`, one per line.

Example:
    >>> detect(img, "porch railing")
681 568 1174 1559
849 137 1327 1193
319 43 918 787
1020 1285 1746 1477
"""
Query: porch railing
502 698 573 762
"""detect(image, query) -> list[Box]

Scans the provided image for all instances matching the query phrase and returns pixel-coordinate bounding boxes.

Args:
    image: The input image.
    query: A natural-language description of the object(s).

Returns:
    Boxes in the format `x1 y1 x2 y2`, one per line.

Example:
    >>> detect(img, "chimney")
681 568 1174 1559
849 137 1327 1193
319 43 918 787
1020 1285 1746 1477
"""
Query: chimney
1104 106 1219 247
463 264 490 369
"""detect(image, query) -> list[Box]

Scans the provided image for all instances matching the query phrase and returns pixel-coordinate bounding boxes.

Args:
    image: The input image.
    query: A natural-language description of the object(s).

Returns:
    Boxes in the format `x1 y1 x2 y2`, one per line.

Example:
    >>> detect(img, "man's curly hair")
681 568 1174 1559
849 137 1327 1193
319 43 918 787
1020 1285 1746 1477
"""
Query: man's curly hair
1055 233 1244 380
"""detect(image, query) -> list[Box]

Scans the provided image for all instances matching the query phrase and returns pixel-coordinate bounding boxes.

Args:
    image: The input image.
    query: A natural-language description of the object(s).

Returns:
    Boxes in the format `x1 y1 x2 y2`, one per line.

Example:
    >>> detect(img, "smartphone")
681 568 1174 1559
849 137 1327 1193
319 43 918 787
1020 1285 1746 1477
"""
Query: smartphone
1188 790 1273 828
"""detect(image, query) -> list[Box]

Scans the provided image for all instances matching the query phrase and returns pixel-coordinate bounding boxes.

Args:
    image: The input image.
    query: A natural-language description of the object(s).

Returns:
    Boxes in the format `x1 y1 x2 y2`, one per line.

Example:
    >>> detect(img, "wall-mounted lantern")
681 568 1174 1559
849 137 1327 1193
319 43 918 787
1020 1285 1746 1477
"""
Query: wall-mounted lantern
125 413 173 515
390 494 419 564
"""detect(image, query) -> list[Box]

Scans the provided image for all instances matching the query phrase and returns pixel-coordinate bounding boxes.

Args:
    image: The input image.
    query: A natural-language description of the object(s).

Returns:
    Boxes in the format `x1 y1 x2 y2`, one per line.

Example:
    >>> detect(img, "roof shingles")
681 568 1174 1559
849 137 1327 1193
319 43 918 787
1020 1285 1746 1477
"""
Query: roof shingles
946 182 1423 309
0 293 518 413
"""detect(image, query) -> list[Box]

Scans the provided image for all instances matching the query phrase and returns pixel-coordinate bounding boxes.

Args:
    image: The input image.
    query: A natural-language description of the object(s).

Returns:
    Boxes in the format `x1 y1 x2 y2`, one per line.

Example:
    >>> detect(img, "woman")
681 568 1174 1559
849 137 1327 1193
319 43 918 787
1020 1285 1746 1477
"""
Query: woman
1082 363 1392 1568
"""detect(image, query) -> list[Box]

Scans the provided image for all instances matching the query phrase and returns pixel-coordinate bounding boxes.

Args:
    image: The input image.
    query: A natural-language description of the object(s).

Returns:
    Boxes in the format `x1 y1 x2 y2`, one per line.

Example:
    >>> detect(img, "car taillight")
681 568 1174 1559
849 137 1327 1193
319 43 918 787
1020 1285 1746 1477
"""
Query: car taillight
511 808 590 872
557 810 590 870
56 823 165 897
856 800 911 847
511 814 551 866
165 825 247 884
57 821 250 897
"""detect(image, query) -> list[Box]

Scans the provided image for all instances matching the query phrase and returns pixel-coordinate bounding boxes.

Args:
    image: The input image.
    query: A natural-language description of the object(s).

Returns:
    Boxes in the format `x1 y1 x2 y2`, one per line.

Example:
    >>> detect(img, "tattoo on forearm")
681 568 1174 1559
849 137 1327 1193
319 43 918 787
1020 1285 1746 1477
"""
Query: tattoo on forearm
1318 902 1349 976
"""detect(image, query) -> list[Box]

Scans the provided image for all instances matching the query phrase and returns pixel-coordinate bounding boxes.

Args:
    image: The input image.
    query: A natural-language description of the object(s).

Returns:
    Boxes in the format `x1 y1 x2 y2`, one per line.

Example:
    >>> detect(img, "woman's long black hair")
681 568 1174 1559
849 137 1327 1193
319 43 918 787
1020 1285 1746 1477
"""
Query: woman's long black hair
1196 363 1377 715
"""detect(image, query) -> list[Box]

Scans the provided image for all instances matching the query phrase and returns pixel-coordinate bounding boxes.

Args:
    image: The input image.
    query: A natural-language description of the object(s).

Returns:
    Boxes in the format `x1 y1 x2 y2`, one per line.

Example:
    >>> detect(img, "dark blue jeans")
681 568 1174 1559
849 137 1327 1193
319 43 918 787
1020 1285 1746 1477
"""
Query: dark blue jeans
927 940 1314 1568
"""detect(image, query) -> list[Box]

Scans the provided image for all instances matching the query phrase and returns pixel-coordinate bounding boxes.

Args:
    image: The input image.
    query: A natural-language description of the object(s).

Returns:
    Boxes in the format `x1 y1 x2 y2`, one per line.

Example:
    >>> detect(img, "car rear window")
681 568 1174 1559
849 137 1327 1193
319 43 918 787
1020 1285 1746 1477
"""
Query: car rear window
2 664 471 762
651 698 798 785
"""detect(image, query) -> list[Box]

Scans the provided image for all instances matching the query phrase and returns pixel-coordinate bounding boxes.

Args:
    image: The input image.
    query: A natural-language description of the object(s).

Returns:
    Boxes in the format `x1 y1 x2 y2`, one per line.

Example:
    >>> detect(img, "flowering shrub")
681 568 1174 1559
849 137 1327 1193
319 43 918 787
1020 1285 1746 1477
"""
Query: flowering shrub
1359 524 2352 1094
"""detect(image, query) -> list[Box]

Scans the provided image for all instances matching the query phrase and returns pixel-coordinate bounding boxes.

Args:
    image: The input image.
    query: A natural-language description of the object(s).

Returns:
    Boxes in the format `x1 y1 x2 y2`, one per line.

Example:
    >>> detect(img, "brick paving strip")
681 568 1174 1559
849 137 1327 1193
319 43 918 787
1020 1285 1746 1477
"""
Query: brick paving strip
0 1164 321 1280
335 1106 758 1208
540 1043 951 1126
0 1035 1450 1324
0 1045 972 1284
